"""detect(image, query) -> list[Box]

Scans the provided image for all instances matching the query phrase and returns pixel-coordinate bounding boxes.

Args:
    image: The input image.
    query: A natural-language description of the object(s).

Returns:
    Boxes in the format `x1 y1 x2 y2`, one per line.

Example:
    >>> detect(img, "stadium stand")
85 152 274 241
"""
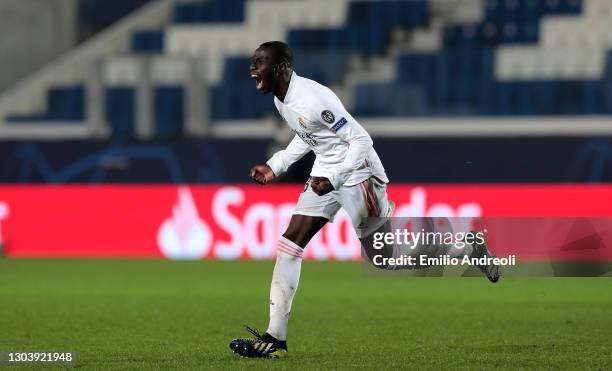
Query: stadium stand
2 0 612 184
1 0 612 140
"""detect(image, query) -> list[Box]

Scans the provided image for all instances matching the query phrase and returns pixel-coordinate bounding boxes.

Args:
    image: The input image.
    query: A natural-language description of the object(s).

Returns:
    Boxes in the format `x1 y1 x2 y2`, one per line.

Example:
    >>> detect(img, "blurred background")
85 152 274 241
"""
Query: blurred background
2 3 612 367
1 0 612 260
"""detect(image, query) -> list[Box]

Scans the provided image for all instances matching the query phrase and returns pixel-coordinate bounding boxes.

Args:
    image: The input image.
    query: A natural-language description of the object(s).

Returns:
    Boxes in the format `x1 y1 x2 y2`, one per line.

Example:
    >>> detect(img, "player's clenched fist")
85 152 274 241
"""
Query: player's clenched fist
250 164 275 185
310 176 334 196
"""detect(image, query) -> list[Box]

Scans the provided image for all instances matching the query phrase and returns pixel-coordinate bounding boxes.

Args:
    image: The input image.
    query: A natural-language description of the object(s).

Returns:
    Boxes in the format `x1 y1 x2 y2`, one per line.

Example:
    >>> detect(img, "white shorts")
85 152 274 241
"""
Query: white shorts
293 176 391 238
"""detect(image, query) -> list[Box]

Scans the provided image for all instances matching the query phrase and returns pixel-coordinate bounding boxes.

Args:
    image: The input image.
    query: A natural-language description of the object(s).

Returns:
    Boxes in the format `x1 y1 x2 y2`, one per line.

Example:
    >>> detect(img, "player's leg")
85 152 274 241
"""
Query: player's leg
377 216 501 281
264 178 339 347
230 180 339 358
340 179 500 280
266 214 327 343
339 178 477 267
468 232 501 282
338 177 396 268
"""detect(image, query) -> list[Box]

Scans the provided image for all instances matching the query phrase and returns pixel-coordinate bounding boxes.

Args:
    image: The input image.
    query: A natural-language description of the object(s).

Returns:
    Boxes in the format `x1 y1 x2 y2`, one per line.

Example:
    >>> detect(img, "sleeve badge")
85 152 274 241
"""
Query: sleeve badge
321 110 335 124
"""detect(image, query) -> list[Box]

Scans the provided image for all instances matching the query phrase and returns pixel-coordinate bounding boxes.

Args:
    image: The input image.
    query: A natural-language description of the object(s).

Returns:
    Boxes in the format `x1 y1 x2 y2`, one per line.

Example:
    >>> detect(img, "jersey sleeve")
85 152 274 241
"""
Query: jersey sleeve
312 90 373 190
266 134 312 177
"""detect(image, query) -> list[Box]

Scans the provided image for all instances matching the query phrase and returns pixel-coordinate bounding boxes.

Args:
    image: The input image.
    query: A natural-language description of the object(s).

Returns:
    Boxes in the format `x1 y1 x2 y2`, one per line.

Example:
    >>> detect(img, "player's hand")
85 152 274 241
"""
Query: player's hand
311 176 334 196
250 164 275 185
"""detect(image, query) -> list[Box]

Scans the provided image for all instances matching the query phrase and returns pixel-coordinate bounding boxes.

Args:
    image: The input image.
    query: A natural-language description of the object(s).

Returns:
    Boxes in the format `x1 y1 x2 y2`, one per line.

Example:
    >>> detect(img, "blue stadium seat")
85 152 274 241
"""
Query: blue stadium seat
47 86 86 120
293 51 348 85
548 0 583 14
347 0 427 28
603 51 612 114
131 30 164 53
353 83 427 117
173 0 245 23
222 57 253 83
581 81 603 114
154 86 184 138
105 87 136 137
289 28 384 53
79 0 151 26
7 85 85 122
210 83 275 121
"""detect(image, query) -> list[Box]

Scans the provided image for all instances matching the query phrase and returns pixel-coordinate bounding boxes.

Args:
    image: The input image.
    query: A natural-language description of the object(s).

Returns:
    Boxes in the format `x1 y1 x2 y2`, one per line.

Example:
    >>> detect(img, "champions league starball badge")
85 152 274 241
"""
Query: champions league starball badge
321 110 335 124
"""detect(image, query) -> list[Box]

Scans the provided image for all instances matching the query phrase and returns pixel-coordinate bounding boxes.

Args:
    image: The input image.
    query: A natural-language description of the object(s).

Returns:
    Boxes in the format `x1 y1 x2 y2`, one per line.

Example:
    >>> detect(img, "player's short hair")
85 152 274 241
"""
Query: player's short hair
259 41 293 68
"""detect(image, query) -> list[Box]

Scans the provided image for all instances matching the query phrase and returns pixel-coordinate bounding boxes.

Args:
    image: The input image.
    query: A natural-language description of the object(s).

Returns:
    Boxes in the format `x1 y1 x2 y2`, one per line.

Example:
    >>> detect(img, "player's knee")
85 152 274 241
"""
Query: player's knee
282 228 306 247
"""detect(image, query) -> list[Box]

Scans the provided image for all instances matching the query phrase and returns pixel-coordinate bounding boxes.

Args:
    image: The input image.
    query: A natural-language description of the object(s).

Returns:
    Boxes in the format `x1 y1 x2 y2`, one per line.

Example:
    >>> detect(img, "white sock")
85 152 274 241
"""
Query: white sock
266 236 303 341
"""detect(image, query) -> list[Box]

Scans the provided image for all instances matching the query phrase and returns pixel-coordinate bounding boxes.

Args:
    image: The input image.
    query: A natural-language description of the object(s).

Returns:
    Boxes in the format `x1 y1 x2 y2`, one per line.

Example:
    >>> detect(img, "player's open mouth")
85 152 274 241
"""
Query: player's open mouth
251 74 263 90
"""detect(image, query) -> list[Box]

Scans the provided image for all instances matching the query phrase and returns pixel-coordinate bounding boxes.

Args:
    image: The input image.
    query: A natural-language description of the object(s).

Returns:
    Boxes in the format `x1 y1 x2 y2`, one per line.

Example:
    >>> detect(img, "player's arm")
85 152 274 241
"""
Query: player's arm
312 98 373 194
250 134 311 185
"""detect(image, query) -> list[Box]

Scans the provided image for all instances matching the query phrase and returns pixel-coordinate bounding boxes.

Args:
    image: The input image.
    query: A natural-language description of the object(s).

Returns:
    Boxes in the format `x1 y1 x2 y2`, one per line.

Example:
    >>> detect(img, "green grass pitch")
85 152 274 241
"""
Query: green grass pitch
1 259 611 370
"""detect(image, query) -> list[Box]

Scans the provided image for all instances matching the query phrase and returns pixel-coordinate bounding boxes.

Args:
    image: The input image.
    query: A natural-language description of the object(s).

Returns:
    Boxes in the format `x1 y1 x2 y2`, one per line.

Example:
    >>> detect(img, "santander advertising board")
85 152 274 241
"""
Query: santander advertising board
1 184 612 259
157 186 480 261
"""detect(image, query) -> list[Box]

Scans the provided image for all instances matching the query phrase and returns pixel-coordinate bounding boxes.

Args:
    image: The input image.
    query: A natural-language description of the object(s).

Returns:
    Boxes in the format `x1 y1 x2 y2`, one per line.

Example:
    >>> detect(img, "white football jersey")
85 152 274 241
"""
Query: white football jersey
266 71 388 189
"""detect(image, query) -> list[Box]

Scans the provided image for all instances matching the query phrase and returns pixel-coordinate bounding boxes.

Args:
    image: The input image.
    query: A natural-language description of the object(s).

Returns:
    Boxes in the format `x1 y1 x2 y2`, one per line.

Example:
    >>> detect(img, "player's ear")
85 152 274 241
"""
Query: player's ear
277 60 288 75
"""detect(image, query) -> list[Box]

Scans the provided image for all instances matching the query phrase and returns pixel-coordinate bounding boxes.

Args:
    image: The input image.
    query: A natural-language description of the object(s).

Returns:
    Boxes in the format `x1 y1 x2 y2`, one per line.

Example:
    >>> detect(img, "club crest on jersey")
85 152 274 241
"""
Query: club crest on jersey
298 117 307 130
321 110 335 124
330 117 347 133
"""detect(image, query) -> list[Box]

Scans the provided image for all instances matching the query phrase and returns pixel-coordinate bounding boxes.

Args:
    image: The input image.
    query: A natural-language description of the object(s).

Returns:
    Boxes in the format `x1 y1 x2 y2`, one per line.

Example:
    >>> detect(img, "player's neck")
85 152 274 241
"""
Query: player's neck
274 72 292 102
